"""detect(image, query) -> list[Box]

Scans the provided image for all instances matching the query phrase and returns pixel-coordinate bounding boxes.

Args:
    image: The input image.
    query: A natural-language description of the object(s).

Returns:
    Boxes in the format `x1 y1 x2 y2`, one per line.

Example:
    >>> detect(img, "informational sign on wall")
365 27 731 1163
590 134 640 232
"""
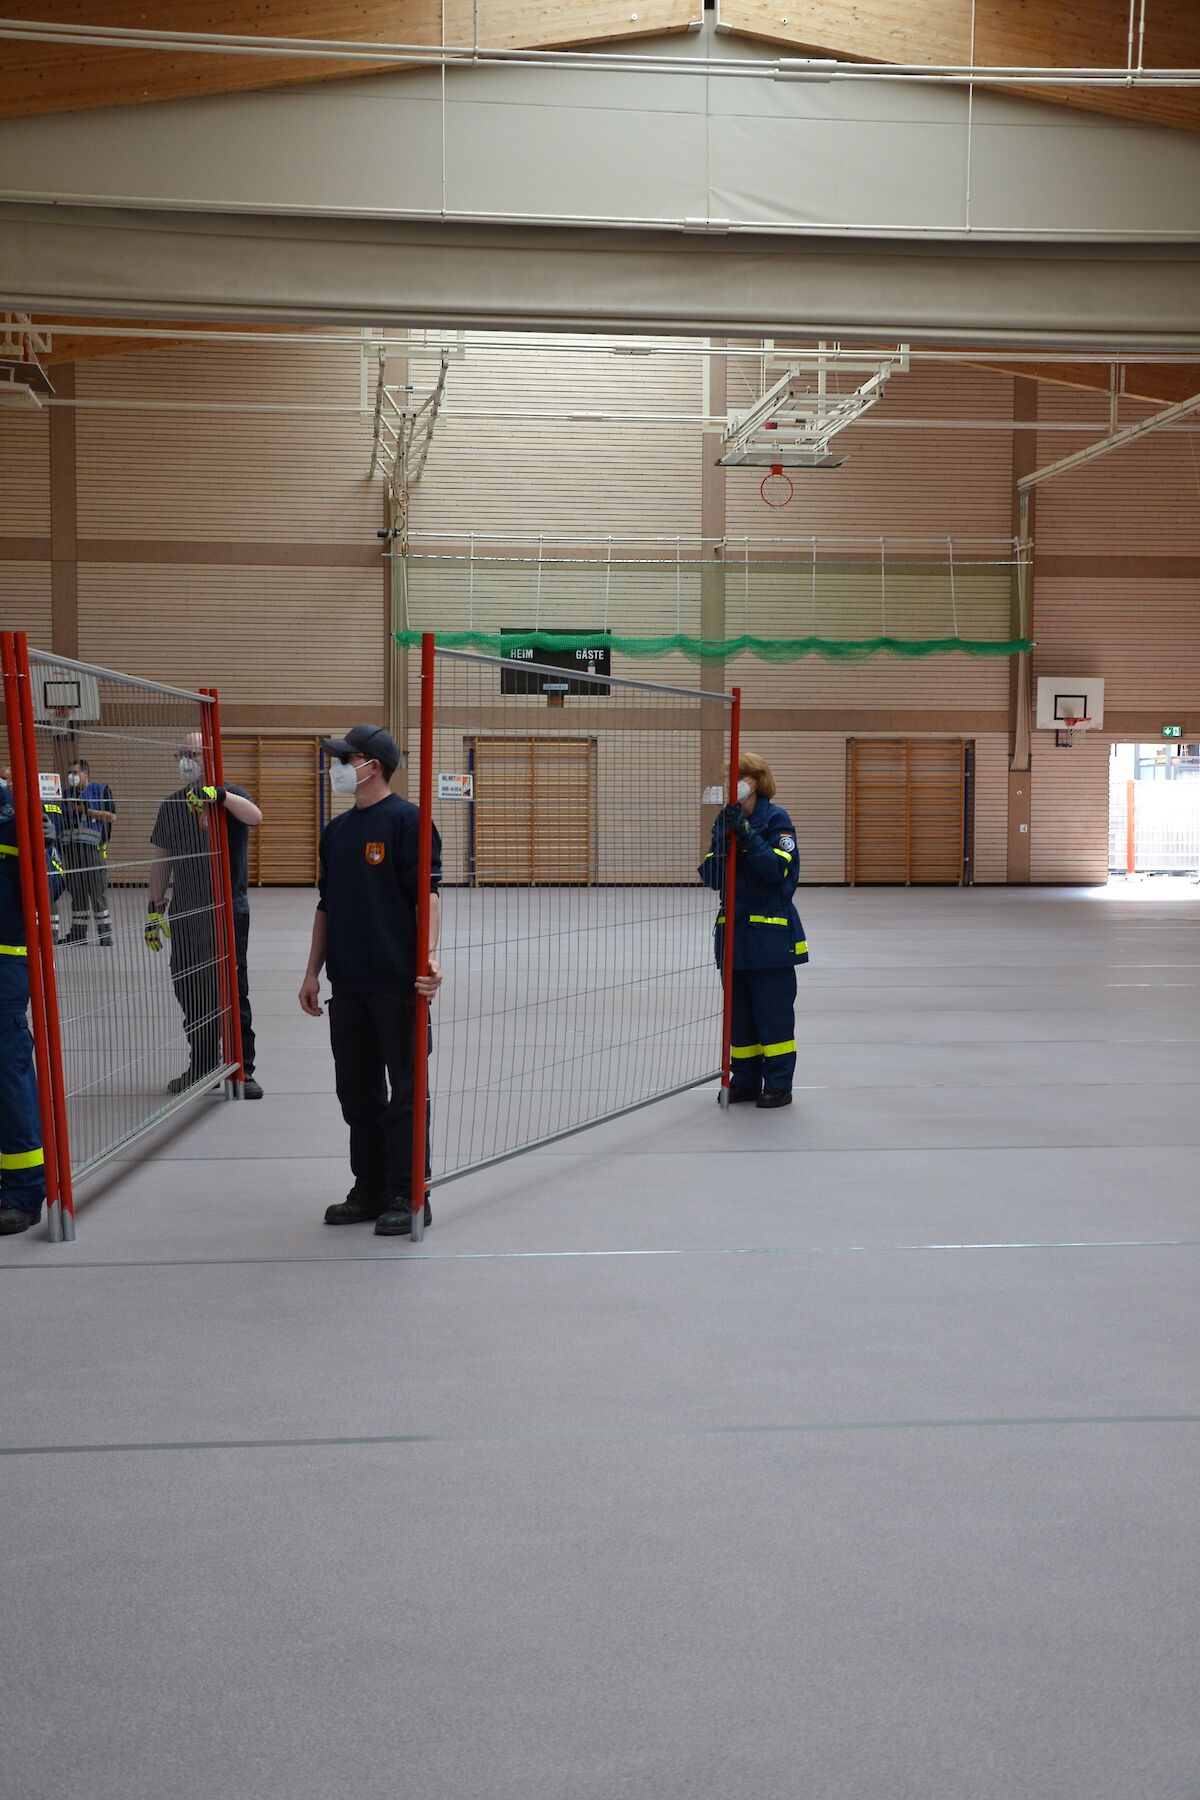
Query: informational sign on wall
437 773 474 801
38 772 62 800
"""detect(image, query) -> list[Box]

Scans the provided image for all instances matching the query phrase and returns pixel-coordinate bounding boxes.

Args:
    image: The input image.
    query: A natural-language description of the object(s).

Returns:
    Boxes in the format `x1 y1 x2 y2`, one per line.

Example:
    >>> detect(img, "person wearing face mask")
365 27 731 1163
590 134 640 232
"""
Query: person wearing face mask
299 724 443 1236
60 759 116 946
699 752 809 1109
147 730 264 1098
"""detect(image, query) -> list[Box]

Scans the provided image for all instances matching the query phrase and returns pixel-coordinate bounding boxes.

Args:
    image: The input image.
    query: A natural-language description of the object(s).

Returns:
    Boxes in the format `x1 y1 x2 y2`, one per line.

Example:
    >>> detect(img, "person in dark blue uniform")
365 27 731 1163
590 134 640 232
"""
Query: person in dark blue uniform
700 751 808 1109
61 758 116 946
0 774 64 1234
299 724 443 1236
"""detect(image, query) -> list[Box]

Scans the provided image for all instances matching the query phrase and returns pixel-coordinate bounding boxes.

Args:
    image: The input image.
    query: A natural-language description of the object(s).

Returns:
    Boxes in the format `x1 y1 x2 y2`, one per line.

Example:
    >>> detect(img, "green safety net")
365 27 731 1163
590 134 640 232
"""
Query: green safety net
393 629 1032 662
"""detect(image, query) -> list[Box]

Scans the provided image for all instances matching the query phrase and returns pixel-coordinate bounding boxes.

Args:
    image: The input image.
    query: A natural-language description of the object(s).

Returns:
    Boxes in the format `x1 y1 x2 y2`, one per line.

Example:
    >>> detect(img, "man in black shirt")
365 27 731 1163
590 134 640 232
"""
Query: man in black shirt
148 732 263 1098
299 723 443 1236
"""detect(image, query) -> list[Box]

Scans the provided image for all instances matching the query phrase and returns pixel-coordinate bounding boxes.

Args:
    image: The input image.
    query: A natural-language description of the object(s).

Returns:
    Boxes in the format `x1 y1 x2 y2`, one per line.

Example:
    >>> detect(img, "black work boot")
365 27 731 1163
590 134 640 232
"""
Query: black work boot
756 1090 793 1109
0 1206 40 1235
375 1198 433 1236
324 1188 387 1225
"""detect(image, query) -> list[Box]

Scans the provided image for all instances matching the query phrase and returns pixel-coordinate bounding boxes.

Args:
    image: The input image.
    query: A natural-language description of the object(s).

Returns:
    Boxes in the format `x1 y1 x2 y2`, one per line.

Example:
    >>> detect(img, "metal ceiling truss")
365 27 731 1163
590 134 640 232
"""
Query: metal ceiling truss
719 344 910 469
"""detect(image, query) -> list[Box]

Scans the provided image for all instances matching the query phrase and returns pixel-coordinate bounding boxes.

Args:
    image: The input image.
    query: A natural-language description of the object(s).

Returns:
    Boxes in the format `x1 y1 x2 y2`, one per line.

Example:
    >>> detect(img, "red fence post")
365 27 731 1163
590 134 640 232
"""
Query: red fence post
410 632 436 1239
1 632 74 1239
719 687 741 1104
199 688 245 1090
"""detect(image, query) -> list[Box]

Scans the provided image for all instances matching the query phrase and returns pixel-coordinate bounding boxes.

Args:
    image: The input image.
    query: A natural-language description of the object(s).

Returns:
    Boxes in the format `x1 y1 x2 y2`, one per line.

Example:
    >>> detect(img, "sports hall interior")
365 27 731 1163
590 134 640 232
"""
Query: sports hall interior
2 6 1200 1797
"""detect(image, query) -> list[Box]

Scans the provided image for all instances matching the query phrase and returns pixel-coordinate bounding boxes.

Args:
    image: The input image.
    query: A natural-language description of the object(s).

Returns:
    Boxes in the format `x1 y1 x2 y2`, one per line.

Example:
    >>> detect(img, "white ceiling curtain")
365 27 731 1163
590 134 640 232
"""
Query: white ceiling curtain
3 203 1200 351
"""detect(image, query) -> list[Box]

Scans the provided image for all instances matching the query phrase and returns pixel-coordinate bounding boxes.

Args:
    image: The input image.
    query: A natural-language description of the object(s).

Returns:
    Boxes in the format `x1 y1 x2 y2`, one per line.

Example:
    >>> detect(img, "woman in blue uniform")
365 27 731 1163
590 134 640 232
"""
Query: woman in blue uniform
700 752 808 1109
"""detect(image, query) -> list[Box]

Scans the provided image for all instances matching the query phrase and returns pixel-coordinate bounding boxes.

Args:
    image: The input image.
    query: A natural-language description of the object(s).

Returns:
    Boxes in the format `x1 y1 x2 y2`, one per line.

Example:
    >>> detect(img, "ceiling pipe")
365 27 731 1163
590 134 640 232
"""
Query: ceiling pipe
1 19 1198 86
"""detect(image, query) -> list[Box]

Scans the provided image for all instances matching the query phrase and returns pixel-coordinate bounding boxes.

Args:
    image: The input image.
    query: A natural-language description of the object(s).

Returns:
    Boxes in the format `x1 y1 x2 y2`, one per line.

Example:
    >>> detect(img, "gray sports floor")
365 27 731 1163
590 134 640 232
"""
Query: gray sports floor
3 883 1199 1800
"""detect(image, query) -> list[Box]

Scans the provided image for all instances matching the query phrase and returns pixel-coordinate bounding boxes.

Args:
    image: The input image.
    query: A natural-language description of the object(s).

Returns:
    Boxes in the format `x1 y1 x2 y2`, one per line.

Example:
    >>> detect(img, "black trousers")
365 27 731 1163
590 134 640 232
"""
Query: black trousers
169 915 222 1077
328 990 431 1203
232 908 256 1076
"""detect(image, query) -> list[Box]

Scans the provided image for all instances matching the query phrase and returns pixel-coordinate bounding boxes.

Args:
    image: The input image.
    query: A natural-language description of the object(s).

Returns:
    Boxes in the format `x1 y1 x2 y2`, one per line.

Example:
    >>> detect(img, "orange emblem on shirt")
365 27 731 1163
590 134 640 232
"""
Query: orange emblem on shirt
365 841 386 865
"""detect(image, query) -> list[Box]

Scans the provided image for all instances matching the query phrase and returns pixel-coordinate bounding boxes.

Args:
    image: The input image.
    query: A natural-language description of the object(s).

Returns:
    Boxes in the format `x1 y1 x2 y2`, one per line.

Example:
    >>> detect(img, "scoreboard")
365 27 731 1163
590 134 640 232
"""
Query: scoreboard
500 629 612 697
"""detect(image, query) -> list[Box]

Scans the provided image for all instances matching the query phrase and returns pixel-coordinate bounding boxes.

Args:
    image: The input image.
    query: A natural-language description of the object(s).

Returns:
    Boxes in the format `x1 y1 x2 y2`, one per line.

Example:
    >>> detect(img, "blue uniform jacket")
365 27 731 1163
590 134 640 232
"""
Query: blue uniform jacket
0 783 64 1008
699 796 809 971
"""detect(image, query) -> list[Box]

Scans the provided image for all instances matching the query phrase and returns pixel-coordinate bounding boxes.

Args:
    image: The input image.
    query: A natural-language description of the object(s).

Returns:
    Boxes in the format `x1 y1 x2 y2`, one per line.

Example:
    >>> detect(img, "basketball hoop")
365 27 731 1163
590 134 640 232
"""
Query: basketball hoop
1055 715 1092 749
759 463 794 509
49 704 74 739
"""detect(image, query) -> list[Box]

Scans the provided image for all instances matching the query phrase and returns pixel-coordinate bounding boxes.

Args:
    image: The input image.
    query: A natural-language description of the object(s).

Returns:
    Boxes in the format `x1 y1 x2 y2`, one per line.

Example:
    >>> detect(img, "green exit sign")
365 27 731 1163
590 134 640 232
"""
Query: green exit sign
1163 724 1183 738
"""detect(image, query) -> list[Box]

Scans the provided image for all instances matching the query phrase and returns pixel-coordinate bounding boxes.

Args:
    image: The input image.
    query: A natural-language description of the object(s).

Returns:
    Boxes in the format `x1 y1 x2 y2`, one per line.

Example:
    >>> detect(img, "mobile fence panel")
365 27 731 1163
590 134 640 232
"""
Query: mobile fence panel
410 639 738 1196
4 642 244 1217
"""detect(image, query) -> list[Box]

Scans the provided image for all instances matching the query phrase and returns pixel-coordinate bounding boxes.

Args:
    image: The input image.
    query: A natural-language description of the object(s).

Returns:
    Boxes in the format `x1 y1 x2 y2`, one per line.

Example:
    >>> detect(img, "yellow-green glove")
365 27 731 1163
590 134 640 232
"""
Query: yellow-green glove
145 909 171 952
184 784 224 817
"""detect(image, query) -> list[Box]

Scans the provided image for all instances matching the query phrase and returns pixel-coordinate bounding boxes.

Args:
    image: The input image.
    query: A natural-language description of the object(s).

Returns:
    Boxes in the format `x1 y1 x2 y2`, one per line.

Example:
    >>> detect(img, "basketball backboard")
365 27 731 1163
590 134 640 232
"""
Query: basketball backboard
1035 676 1104 732
32 665 100 725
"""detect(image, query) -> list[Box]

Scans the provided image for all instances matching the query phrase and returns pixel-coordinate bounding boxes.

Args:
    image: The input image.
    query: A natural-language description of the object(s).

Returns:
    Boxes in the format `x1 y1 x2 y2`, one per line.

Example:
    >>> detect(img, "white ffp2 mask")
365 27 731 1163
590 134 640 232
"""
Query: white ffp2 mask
329 761 361 797
737 779 754 803
179 757 202 782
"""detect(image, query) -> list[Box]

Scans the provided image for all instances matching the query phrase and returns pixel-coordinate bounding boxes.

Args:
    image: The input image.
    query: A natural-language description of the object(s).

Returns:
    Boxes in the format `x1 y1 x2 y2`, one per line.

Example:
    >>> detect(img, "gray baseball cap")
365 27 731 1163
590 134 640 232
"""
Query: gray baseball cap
320 724 401 774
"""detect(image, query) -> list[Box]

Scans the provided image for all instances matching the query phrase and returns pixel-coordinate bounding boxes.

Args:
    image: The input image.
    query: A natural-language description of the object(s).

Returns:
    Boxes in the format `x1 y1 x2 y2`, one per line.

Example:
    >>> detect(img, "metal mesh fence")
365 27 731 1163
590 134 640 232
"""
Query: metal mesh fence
414 647 735 1181
24 653 239 1179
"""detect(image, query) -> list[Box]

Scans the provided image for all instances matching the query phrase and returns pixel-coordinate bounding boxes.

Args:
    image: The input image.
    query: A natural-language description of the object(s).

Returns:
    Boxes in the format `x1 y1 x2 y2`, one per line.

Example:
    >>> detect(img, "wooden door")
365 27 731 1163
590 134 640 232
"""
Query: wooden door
849 740 969 885
471 737 593 884
221 736 321 884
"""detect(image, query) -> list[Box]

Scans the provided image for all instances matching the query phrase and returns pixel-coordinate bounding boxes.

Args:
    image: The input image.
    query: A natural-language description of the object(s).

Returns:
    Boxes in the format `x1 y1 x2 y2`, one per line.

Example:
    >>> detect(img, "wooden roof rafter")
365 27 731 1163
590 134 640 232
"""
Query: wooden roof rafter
716 0 1200 135
0 2 700 120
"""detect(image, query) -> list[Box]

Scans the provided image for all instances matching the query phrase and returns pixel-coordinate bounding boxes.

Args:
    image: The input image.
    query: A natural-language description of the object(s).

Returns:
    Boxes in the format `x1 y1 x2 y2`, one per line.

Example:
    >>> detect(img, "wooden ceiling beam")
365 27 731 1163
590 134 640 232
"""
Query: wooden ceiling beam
719 1 1200 134
965 359 1200 408
0 2 698 119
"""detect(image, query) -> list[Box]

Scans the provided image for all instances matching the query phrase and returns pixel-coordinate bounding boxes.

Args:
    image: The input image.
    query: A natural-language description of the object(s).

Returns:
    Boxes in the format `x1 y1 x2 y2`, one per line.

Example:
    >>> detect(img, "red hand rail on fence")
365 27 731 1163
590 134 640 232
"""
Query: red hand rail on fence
410 632 436 1238
200 687 246 1089
720 686 741 1099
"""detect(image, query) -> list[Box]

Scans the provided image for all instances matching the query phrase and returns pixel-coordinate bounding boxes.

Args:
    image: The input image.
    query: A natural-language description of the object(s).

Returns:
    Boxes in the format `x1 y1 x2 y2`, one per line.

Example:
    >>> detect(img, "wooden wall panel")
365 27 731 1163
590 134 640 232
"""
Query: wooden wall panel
410 334 703 544
0 562 53 643
221 735 322 884
1034 579 1200 716
76 342 379 542
1030 732 1110 884
0 409 50 534
1033 385 1200 555
77 564 384 711
971 733 1010 884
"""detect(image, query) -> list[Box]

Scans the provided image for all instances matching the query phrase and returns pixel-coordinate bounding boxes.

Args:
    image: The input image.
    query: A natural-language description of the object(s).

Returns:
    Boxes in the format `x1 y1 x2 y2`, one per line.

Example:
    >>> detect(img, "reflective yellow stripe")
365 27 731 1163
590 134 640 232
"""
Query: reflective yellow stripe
0 843 18 857
703 852 713 861
1 1148 43 1171
716 915 724 925
0 943 28 956
772 847 793 862
795 940 808 957
749 915 788 926
762 1039 796 1058
731 1043 762 1059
